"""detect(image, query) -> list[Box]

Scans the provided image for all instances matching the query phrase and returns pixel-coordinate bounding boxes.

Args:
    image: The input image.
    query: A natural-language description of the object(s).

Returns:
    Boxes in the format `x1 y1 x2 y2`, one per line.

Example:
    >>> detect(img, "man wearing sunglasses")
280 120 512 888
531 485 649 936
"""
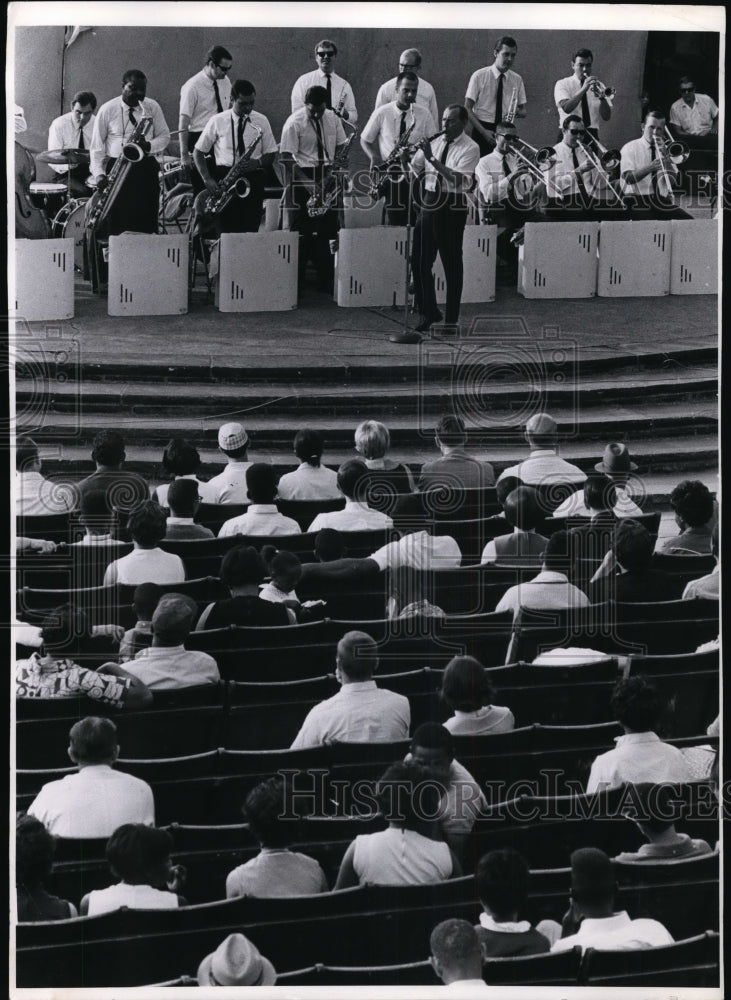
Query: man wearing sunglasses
374 48 439 132
290 39 357 124
548 115 601 209
179 45 233 194
669 76 718 190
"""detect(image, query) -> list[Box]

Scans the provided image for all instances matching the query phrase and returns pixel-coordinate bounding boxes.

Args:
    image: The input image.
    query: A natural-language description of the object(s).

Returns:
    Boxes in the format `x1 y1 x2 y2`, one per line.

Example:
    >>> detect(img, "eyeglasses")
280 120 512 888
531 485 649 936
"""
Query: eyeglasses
316 51 334 58
568 128 584 135
399 62 418 69
216 64 232 73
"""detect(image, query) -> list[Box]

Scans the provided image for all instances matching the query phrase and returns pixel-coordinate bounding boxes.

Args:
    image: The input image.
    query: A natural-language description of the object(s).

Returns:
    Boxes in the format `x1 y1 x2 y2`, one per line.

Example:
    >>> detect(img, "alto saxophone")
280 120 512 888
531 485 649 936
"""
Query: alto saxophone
192 121 263 227
306 124 358 217
86 115 153 233
368 117 417 198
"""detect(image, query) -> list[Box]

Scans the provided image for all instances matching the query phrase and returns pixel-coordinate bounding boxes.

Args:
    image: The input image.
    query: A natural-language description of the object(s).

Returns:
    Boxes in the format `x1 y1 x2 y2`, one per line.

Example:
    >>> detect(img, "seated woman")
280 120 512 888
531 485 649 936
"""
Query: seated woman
440 655 514 735
103 501 185 587
196 546 295 629
333 760 461 889
16 814 78 921
226 776 328 898
475 848 551 956
276 428 341 501
614 782 714 862
354 420 415 498
80 824 187 915
152 437 215 507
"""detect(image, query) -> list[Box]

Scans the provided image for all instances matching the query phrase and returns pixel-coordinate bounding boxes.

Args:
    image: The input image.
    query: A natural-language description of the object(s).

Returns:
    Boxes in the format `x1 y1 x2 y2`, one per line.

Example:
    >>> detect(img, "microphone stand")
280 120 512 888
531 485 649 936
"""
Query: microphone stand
390 162 422 344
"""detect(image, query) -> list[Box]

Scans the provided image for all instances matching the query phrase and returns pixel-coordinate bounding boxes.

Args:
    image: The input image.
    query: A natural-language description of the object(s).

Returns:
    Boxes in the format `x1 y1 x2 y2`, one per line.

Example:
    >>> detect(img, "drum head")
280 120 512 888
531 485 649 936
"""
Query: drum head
29 181 67 193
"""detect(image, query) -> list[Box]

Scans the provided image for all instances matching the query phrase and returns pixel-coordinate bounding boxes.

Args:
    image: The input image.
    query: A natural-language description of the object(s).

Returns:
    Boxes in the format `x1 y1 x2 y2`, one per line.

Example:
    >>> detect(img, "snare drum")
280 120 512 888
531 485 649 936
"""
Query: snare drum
29 181 67 208
52 199 89 271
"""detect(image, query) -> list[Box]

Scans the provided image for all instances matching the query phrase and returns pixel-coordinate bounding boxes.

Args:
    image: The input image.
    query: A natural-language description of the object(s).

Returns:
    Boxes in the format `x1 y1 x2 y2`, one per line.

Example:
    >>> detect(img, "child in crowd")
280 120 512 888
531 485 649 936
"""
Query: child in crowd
118 582 163 661
16 814 78 921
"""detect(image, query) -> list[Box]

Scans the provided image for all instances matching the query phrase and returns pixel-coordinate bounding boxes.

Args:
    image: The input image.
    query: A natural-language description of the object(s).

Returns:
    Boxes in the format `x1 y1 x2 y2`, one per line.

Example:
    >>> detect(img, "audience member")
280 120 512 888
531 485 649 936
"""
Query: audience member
103 501 186 586
16 435 74 516
440 655 514 735
196 546 295 629
163 479 215 539
481 486 548 564
614 783 713 862
80 824 187 914
291 630 410 748
590 519 677 603
118 582 162 661
429 919 489 991
218 464 300 536
475 848 551 956
313 527 346 562
418 414 495 492
16 814 78 921
495 531 589 619
197 933 277 987
371 526 461 571
207 423 252 504
309 459 394 532
153 438 215 506
16 606 152 708
71 488 125 546
497 413 585 487
566 473 619 585
682 522 719 599
354 419 415 494
549 847 674 952
276 428 341 500
28 717 155 837
226 777 328 897
334 760 460 888
586 676 692 792
552 443 643 518
407 723 487 854
659 480 715 554
75 430 149 514
387 565 446 621
259 549 304 611
16 536 57 553
123 594 220 689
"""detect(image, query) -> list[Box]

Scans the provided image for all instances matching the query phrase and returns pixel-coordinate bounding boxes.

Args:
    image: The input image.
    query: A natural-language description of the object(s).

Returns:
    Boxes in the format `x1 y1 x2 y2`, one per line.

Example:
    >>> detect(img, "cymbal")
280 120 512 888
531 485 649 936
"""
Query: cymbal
37 148 91 165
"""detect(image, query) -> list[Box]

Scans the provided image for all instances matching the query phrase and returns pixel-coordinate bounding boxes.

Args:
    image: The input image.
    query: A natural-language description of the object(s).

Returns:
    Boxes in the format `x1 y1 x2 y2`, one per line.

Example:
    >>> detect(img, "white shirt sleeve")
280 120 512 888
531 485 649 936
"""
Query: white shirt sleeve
481 539 497 564
89 108 109 178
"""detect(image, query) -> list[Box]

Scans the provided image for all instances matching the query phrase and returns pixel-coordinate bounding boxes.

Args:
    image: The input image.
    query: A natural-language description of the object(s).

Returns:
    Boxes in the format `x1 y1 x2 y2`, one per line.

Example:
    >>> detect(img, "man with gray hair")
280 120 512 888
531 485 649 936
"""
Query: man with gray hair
430 918 489 990
123 593 220 689
497 413 586 487
290 630 410 748
374 48 439 130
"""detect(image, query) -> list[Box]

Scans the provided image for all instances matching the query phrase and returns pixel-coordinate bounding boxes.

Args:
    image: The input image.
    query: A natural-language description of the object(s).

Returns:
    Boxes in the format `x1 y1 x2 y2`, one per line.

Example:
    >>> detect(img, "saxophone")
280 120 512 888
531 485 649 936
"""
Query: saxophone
368 117 417 198
86 115 153 233
191 121 263 235
306 124 358 217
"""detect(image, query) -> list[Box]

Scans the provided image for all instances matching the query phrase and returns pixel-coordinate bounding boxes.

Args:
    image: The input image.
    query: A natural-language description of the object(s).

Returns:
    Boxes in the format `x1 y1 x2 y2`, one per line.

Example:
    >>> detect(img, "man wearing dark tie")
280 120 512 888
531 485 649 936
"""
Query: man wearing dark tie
554 49 611 143
47 91 96 197
179 45 233 194
290 39 357 124
465 36 526 158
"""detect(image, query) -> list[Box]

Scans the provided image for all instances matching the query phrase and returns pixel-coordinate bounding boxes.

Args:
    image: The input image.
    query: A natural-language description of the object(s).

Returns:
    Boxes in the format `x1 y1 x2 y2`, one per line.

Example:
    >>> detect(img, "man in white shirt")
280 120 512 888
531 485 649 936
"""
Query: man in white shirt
178 44 233 194
103 501 186 586
15 435 73 518
669 76 718 140
290 631 410 748
554 48 612 141
410 105 480 335
430 919 489 991
70 488 127 547
495 530 589 620
194 78 278 234
207 422 252 504
291 39 357 123
219 464 300 537
498 412 586 488
549 848 673 953
465 36 527 158
28 717 155 838
620 109 680 204
90 69 171 236
586 676 692 793
682 523 719 600
47 90 97 195
308 460 394 533
553 442 642 519
124 594 220 689
361 72 433 225
374 49 438 130
548 115 605 206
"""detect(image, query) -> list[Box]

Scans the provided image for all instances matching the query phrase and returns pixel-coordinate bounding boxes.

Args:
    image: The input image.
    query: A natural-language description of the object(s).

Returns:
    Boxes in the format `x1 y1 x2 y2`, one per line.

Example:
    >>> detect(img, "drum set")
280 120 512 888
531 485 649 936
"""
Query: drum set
29 147 96 271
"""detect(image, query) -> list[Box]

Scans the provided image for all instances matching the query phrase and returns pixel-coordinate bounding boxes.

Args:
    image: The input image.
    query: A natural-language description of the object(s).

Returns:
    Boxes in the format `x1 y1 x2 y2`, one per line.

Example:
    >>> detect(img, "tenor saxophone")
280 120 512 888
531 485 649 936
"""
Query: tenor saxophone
306 125 358 217
86 115 153 233
190 122 263 236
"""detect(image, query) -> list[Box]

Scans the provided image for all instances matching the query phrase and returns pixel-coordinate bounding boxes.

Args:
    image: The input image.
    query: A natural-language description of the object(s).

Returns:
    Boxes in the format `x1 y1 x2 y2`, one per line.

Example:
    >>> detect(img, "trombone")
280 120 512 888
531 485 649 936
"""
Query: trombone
653 134 685 201
575 133 624 203
503 136 556 204
663 126 690 164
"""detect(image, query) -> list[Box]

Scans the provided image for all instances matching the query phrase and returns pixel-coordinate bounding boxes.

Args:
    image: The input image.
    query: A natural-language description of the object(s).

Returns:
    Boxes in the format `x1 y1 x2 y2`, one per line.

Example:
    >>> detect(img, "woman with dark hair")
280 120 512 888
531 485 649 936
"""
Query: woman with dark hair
80 824 187 915
195 545 295 629
152 437 215 506
16 814 78 920
276 428 341 500
440 655 514 735
333 760 461 888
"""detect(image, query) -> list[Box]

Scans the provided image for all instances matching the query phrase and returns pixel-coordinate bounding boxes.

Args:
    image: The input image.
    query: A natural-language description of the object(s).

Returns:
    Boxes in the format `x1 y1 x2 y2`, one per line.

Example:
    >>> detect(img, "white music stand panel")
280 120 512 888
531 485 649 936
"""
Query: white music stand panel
518 222 598 299
215 232 298 312
433 224 496 304
108 234 189 315
336 227 408 307
597 221 671 297
261 199 281 232
670 219 718 295
342 193 386 229
14 239 74 320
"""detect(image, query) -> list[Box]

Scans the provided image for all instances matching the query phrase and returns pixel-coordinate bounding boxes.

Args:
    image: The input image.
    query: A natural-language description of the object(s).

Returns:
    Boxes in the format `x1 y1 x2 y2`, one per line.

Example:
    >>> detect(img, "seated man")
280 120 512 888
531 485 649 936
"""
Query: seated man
586 676 692 793
497 412 585 488
71 488 125 546
308 459 394 532
218 464 300 537
27 716 155 837
475 848 552 956
118 582 162 661
419 414 495 492
495 530 589 620
429 919 489 991
164 478 215 539
549 847 674 952
16 435 74 517
566 473 619 587
197 934 277 988
659 480 716 555
75 430 149 516
123 593 220 689
481 486 548 565
590 519 678 604
553 442 643 518
290 630 410 748
103 501 186 586
614 782 713 862
682 522 719 599
206 422 252 505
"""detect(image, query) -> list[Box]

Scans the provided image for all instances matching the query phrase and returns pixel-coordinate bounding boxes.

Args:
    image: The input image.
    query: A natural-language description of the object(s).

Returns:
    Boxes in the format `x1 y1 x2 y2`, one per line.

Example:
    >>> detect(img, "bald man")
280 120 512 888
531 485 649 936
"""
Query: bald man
374 48 439 131
498 413 585 486
430 919 489 990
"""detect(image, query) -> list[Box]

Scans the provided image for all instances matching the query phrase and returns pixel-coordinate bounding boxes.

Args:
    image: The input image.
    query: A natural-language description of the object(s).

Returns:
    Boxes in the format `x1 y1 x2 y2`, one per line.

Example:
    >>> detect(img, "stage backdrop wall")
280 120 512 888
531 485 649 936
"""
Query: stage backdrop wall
16 25 647 172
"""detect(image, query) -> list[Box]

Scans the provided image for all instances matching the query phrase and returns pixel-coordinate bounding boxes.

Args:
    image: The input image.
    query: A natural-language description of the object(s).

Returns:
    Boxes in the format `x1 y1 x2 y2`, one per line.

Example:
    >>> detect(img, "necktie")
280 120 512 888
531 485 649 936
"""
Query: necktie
237 115 245 155
325 73 332 109
439 138 453 164
213 79 223 113
494 73 504 125
580 90 591 127
129 107 137 126
650 140 660 197
77 128 85 150
502 153 510 176
314 117 325 162
572 147 590 201
399 110 407 138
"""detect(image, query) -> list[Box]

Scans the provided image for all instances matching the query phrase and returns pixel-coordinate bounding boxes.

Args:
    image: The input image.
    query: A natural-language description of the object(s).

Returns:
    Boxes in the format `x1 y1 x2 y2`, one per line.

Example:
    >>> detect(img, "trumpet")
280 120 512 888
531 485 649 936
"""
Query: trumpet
590 80 615 106
505 86 519 124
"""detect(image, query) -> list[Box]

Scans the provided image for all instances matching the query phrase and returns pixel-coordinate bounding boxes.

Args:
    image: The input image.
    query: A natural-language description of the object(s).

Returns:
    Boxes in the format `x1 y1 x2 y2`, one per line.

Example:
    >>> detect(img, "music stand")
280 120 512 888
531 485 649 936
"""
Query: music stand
389 168 422 345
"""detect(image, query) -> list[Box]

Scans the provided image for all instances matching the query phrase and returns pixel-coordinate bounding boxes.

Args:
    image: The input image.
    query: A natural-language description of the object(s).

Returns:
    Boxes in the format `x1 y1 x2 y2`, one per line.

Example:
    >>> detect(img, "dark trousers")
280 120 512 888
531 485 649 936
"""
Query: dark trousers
412 191 468 324
381 173 418 226
210 164 264 233
105 155 160 235
289 171 339 289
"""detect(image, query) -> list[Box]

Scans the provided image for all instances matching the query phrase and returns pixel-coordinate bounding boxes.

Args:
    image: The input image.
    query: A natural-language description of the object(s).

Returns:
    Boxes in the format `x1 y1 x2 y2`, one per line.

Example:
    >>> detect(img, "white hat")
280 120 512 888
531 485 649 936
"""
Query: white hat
218 422 249 451
197 933 276 987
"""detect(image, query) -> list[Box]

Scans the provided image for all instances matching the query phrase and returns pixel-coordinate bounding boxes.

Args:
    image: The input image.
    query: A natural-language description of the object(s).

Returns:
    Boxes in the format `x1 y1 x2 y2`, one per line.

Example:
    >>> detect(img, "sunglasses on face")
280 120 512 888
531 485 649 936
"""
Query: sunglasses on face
317 51 334 58
568 128 584 135
681 87 695 93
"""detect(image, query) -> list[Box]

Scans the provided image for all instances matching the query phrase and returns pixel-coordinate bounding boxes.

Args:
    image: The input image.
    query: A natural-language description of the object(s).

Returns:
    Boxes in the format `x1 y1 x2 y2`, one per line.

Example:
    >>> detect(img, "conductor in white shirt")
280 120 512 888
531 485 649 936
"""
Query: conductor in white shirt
374 48 438 131
291 39 357 123
47 91 96 196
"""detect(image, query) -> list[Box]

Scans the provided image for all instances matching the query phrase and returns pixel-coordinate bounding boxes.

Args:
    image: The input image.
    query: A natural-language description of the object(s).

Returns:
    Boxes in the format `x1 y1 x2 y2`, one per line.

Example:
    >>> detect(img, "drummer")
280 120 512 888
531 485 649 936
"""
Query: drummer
47 91 96 197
